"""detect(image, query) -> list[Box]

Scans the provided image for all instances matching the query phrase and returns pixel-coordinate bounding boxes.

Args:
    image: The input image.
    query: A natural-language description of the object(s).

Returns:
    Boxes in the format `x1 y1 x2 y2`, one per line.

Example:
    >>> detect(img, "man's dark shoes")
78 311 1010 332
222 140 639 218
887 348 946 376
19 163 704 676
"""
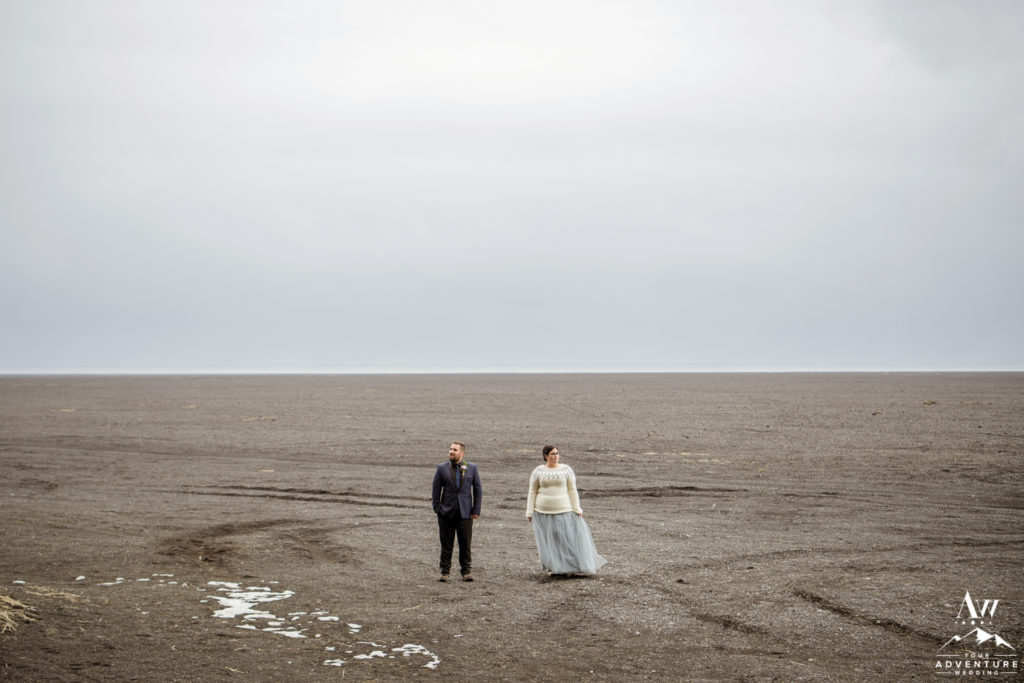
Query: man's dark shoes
462 573 474 582
438 574 450 582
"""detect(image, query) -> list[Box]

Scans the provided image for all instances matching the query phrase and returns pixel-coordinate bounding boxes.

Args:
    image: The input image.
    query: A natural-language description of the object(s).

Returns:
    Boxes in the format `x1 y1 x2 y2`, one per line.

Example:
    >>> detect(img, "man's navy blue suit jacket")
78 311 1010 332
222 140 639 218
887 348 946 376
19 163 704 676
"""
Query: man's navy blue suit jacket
432 461 482 519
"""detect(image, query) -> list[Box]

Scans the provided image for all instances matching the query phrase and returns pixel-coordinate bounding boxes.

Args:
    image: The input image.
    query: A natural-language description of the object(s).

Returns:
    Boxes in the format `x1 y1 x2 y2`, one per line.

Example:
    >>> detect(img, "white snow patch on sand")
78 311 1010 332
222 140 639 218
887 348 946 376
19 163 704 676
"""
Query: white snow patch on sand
393 644 441 670
89 573 441 668
205 582 306 637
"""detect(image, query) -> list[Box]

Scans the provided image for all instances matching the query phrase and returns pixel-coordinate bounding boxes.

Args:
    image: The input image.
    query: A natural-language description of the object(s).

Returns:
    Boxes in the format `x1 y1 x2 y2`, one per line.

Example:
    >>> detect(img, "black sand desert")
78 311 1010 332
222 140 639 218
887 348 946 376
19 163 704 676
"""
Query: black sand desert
1 373 1022 681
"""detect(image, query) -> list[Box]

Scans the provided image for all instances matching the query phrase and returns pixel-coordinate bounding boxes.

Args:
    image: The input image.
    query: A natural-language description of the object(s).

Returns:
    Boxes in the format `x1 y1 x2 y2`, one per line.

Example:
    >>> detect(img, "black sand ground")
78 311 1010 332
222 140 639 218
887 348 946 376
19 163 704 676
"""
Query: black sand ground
1 373 1022 681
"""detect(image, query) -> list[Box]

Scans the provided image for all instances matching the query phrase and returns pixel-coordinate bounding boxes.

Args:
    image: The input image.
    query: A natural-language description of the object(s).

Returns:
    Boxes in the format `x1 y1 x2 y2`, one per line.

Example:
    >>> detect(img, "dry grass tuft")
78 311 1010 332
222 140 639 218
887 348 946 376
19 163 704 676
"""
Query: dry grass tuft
1 594 38 634
24 587 85 603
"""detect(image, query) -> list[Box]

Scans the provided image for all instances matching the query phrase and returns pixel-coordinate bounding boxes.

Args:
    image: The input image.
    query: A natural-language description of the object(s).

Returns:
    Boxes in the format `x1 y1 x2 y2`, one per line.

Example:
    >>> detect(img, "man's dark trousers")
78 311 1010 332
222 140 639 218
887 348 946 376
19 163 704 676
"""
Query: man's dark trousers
438 512 472 576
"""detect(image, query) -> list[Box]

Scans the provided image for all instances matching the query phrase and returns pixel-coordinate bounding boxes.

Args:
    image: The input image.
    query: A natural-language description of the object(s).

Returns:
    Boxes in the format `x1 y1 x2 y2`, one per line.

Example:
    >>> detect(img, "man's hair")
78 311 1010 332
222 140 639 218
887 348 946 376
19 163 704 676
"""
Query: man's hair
542 445 556 460
452 441 466 453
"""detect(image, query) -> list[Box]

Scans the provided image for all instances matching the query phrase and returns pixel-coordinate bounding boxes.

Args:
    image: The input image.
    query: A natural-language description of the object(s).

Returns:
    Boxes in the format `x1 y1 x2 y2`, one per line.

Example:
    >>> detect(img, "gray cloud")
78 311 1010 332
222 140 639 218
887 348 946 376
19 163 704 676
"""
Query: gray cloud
1 1 1022 371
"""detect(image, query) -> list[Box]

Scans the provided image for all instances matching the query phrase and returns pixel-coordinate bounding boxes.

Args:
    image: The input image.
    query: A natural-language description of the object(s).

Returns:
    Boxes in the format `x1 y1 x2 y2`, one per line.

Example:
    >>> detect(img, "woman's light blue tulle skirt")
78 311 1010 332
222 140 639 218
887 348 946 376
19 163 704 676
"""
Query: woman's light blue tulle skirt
532 512 607 575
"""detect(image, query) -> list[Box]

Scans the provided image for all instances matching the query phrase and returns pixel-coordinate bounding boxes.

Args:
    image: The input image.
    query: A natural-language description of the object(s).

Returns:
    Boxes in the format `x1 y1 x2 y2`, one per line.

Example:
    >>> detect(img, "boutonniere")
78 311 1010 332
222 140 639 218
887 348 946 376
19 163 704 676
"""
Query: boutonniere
460 464 469 473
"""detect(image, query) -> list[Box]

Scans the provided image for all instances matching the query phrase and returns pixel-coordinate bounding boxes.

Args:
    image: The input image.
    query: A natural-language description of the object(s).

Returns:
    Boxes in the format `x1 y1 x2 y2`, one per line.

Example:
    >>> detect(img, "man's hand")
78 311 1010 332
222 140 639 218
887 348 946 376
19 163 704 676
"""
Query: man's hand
471 514 479 519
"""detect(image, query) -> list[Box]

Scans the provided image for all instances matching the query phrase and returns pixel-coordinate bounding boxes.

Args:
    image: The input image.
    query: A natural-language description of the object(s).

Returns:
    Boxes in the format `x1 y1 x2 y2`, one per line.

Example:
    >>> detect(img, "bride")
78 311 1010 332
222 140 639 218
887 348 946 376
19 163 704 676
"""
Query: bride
526 445 607 576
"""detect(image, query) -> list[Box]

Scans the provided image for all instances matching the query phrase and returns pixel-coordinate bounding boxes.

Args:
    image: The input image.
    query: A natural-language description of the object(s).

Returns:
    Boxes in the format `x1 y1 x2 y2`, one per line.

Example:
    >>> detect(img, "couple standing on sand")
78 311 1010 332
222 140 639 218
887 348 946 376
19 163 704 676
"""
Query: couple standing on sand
431 441 607 583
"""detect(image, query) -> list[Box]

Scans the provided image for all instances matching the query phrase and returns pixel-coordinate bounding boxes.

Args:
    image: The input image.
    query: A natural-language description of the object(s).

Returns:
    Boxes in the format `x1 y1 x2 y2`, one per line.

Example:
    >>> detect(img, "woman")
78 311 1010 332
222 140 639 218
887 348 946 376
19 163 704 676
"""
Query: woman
526 445 607 576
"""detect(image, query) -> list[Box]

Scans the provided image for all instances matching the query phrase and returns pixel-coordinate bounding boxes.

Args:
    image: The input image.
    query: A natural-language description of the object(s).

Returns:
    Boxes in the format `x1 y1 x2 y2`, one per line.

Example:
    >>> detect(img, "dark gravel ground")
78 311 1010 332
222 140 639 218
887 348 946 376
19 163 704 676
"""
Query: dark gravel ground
1 373 1022 681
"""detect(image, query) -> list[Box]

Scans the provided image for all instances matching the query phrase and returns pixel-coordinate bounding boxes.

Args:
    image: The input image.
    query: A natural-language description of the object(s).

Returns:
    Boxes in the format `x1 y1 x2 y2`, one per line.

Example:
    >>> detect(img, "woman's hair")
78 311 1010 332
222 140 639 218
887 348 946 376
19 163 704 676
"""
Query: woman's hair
542 445 556 460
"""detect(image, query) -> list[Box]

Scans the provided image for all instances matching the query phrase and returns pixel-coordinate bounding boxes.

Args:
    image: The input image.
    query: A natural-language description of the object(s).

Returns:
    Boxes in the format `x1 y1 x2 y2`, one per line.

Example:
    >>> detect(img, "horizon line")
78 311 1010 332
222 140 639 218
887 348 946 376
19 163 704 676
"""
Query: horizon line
2 366 1022 376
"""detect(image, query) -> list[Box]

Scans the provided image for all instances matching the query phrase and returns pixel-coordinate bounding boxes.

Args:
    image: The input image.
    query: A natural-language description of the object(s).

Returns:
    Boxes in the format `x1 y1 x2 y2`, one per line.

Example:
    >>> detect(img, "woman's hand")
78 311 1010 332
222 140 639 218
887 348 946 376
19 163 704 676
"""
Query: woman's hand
527 516 532 522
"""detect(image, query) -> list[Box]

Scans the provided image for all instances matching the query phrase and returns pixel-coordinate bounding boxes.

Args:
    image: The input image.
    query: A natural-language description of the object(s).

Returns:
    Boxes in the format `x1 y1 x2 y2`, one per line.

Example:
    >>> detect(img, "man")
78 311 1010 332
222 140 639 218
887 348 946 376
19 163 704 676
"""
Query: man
431 441 482 582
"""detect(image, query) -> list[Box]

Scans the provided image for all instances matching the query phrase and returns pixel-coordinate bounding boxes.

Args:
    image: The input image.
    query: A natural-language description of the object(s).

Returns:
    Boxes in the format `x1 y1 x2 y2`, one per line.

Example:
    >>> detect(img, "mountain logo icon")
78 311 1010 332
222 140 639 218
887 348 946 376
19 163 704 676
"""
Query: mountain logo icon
939 627 1016 652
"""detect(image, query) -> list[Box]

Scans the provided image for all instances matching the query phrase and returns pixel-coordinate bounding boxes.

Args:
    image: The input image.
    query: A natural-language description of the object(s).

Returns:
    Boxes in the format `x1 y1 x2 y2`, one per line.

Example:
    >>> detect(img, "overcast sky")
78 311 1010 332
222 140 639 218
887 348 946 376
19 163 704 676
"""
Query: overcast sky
1 1 1022 373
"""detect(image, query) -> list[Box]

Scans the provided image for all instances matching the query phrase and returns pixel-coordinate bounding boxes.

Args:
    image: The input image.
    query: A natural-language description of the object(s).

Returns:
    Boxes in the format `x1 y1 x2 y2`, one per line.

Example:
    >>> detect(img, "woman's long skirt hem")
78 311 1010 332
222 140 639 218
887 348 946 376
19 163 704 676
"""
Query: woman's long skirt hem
532 511 607 575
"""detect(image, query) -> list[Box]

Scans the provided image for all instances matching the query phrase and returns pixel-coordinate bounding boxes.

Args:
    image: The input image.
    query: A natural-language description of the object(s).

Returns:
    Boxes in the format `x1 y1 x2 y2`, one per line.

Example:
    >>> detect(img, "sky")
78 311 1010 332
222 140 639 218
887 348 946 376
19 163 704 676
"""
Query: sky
1 0 1022 373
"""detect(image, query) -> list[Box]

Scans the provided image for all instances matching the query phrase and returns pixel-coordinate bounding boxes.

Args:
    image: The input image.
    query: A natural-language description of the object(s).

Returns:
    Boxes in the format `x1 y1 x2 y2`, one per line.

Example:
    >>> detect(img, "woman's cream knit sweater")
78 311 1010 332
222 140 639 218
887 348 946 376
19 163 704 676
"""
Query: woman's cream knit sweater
526 464 582 517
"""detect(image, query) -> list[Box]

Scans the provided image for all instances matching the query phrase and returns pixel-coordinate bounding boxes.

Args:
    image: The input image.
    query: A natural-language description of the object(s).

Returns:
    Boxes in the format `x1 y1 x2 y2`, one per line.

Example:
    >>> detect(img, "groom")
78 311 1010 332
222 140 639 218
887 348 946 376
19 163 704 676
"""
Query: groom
431 441 482 582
